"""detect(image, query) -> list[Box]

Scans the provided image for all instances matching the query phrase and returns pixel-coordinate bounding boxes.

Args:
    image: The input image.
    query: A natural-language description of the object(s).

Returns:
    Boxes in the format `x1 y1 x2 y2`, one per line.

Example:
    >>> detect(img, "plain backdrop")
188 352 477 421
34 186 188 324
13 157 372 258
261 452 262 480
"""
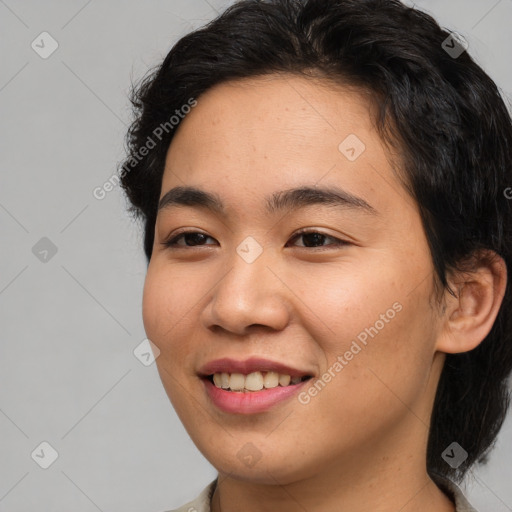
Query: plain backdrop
1 1 511 511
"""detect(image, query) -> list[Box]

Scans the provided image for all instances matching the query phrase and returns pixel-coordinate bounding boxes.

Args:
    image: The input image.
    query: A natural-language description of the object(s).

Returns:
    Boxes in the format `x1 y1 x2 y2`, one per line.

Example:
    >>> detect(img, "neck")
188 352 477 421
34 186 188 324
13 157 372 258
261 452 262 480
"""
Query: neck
211 469 455 512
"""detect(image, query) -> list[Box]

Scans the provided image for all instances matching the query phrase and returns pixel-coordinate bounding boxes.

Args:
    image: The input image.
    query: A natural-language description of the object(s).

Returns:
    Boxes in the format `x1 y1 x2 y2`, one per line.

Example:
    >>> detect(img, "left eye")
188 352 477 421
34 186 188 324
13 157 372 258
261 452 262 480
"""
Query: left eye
162 229 348 249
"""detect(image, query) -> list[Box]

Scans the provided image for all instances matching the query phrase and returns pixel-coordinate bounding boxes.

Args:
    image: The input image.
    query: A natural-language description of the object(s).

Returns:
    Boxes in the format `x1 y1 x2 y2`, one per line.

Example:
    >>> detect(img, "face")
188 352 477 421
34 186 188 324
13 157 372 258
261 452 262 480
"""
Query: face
143 74 446 485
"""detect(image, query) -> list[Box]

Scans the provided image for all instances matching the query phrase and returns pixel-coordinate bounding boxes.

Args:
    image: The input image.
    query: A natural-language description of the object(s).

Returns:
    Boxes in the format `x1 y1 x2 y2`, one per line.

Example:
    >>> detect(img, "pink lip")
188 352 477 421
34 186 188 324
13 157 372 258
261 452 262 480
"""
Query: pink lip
202 378 310 414
198 357 314 414
198 357 311 378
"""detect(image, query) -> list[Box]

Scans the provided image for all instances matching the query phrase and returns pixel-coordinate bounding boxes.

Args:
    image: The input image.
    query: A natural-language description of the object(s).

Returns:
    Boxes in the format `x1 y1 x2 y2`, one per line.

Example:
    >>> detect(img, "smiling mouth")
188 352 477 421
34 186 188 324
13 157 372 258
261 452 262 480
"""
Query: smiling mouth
206 371 312 392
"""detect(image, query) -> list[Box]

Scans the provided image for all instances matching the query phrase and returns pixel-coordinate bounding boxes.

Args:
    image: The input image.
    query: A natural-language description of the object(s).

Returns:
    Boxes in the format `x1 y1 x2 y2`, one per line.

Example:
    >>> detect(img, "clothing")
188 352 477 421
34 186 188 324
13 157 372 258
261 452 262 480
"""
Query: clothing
166 476 478 512
434 476 478 512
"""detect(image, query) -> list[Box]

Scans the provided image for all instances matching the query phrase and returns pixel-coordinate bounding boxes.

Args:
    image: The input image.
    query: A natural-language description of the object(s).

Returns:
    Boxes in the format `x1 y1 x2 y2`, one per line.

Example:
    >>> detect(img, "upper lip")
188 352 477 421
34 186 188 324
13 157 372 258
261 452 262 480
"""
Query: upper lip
198 357 314 378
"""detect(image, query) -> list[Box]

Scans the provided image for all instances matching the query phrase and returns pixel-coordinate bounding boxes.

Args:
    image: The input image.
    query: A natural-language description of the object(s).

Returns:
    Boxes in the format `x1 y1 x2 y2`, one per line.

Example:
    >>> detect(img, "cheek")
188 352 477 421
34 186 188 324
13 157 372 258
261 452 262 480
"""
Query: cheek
316 292 437 430
142 269 169 348
142 266 204 419
302 257 436 399
142 264 192 365
296 261 402 350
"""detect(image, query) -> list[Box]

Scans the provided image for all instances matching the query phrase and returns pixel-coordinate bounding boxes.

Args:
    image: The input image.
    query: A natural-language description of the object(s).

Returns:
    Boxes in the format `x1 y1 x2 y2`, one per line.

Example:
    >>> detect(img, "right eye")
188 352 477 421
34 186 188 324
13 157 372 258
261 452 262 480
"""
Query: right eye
161 230 217 248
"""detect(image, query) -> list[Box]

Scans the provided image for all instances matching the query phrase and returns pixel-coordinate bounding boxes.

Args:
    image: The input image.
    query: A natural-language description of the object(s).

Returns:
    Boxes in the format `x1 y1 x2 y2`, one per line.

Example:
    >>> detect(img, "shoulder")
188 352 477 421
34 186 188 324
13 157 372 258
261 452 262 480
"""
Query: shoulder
161 479 217 512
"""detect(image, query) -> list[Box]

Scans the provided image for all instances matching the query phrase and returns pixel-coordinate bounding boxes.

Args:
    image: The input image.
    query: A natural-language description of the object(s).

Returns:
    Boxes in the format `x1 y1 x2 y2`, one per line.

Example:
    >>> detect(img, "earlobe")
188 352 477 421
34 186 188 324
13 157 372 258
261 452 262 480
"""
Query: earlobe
436 251 507 355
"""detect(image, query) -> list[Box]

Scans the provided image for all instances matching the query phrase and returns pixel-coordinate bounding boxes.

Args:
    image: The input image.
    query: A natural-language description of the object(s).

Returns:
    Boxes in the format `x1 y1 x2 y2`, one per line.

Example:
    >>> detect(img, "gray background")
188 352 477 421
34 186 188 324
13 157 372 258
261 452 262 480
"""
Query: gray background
1 0 511 510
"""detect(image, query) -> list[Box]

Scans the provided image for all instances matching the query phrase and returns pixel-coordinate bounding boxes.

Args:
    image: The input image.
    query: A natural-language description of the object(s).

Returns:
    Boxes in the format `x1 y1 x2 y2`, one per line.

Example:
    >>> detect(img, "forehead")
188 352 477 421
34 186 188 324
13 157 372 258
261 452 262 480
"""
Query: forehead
160 74 409 220
169 74 375 151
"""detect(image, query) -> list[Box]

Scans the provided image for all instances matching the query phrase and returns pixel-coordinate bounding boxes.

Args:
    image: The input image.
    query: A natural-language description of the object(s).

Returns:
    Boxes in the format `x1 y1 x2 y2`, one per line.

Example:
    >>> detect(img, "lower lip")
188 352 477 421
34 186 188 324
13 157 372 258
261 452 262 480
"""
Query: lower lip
203 378 310 414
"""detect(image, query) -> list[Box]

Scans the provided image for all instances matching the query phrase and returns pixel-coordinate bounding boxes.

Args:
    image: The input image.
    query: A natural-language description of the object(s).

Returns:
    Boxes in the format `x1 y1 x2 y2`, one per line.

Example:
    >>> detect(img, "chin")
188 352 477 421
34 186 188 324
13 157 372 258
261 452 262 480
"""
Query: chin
196 440 319 485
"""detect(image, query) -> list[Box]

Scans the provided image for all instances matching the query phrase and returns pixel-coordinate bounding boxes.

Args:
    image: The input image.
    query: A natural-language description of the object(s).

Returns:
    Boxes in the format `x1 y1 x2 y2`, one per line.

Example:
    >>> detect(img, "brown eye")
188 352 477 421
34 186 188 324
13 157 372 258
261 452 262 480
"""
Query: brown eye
162 231 216 248
161 229 349 250
287 229 348 249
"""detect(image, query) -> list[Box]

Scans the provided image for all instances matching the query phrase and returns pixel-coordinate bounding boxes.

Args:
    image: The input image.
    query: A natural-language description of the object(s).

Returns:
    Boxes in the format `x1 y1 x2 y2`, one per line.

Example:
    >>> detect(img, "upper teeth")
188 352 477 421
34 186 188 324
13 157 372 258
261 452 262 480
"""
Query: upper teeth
212 372 304 392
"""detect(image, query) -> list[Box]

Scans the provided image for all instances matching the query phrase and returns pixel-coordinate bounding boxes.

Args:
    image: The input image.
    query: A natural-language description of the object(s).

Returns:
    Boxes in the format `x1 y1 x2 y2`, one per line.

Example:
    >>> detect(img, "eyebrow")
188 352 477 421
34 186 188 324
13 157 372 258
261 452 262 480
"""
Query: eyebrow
158 185 378 217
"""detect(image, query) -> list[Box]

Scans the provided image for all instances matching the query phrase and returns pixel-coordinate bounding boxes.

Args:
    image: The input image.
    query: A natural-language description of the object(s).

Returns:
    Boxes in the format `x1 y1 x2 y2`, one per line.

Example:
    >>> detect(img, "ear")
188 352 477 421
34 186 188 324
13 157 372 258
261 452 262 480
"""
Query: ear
435 250 508 354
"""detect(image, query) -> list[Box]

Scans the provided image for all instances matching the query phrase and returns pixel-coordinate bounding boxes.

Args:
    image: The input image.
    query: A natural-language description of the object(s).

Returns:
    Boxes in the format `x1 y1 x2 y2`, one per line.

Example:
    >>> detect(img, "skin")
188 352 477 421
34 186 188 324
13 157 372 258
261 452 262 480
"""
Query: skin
142 73 507 512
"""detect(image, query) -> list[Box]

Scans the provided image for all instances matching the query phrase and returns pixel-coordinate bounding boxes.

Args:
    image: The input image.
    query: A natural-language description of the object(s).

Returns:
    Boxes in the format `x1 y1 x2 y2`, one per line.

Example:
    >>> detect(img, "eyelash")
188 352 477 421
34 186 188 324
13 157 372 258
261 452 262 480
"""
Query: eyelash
161 228 349 251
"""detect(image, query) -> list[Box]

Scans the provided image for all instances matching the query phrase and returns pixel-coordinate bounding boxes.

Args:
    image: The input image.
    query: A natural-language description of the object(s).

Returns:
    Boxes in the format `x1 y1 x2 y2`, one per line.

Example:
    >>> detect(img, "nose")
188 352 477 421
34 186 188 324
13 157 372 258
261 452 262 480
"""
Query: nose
200 247 292 336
